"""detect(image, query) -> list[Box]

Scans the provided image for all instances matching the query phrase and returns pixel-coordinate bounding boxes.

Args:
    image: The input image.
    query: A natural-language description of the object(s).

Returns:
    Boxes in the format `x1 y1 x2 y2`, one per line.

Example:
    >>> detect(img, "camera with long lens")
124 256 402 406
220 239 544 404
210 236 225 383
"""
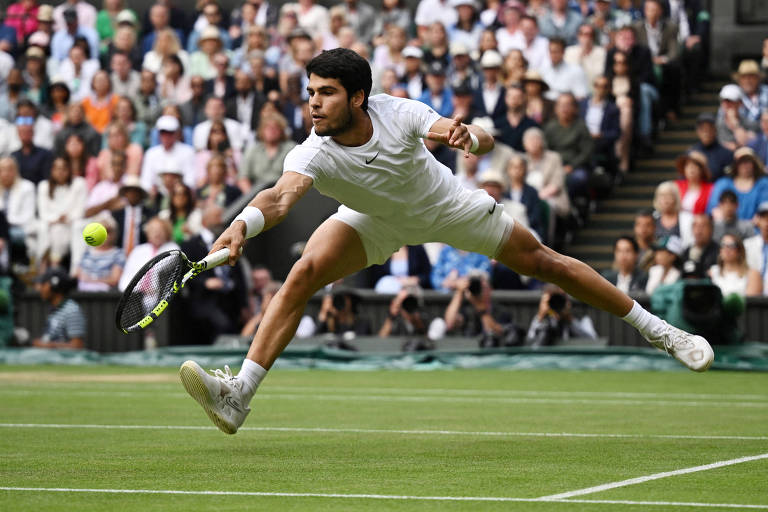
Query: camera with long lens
548 293 567 313
332 293 346 310
401 295 419 313
468 277 483 296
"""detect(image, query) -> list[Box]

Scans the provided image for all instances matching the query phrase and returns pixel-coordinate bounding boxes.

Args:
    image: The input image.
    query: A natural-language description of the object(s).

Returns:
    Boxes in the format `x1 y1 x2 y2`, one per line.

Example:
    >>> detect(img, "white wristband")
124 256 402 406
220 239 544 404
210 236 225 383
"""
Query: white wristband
233 206 265 239
468 131 479 153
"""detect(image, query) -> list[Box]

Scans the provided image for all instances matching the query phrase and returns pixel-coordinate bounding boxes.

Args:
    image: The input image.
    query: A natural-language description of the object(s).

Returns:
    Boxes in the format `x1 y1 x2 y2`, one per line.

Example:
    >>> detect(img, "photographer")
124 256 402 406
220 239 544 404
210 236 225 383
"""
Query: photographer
316 287 372 348
379 286 432 351
444 271 522 348
526 284 597 347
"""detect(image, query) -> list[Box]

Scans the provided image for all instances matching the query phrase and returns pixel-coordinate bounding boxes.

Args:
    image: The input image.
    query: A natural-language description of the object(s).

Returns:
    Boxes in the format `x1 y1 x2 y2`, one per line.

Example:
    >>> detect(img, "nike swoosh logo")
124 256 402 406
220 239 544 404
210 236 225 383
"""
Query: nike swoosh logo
224 396 243 413
488 203 497 215
365 152 379 164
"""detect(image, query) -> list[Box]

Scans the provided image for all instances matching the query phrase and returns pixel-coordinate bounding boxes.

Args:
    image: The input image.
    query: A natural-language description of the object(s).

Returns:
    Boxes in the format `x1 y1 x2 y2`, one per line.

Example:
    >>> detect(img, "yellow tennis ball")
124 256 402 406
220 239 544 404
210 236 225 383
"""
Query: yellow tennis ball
83 222 108 246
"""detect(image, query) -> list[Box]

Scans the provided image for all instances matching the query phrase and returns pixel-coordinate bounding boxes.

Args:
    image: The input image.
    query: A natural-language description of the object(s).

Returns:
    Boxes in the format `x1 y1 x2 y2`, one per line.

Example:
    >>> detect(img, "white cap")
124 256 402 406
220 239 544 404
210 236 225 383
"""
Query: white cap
115 9 137 25
450 0 476 8
719 84 742 102
402 46 423 59
450 41 469 57
156 115 180 132
480 50 503 68
471 116 498 135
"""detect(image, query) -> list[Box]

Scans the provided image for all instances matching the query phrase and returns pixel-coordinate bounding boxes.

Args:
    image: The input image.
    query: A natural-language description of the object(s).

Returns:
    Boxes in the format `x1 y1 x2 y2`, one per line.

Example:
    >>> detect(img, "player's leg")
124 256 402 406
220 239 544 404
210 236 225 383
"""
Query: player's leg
497 222 633 317
496 222 713 371
245 218 368 368
179 218 368 433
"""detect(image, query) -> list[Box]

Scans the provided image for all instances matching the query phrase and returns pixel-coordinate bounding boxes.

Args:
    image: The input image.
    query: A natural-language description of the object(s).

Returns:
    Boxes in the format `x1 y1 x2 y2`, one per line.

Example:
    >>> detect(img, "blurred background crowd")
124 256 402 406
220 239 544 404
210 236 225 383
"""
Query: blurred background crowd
0 0 765 350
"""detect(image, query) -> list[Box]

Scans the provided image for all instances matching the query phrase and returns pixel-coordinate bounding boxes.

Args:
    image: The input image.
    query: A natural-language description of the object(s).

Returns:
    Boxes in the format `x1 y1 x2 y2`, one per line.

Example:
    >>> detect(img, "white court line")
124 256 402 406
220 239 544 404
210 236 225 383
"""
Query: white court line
1 423 766 441
3 389 766 408
538 452 768 500
7 382 767 402
1 486 767 509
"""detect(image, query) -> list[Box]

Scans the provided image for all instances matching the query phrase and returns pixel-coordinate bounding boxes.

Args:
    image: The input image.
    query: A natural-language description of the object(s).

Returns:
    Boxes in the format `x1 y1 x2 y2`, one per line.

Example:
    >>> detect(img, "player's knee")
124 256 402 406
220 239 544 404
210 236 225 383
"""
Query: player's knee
285 256 323 297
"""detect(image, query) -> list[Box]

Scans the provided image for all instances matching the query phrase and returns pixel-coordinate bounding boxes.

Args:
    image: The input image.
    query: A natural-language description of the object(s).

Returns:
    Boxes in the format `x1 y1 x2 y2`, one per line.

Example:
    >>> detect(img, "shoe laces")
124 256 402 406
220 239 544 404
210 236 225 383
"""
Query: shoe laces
661 325 696 354
211 365 243 392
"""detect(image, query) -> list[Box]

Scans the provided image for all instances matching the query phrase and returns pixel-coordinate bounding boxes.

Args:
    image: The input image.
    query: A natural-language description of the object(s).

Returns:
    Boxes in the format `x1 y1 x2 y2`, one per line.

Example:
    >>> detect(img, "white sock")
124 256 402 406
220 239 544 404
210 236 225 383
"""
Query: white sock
622 300 665 339
238 358 268 403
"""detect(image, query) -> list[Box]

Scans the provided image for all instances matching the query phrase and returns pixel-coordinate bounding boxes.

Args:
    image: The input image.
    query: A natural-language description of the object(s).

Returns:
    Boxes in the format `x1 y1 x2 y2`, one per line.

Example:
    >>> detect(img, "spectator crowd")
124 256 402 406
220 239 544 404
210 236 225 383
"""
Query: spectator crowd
0 0 763 349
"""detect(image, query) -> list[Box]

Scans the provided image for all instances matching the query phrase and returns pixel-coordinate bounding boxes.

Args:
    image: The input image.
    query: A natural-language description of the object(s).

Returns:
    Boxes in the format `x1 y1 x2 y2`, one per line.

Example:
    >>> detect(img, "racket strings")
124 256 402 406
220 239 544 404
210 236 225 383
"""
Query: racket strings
118 252 187 329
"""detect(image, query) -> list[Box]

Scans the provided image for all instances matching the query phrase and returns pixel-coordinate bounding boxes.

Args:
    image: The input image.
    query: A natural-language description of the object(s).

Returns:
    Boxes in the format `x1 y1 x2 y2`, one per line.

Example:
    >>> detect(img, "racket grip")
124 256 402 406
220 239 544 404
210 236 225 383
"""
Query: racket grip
199 248 232 269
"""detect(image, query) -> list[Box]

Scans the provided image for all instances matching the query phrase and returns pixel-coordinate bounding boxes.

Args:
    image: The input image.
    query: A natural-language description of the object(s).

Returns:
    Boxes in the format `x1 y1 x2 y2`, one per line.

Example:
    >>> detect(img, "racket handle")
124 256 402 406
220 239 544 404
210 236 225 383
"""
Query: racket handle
198 248 232 270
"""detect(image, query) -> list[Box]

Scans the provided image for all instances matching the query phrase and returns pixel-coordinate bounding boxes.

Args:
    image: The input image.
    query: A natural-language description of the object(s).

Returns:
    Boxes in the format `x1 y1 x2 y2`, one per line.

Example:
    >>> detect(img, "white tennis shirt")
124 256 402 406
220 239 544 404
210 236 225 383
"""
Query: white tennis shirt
283 94 467 229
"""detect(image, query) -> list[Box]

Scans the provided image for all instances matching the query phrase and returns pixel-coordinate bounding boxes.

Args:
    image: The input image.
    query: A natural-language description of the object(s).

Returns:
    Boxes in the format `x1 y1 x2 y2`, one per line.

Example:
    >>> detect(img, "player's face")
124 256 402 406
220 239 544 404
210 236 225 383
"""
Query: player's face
307 74 354 137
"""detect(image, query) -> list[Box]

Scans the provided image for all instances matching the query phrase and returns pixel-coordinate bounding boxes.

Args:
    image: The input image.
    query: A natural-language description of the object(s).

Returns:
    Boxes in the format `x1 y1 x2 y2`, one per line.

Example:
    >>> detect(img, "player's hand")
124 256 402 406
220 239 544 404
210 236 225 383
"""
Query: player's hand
426 115 473 158
210 221 246 265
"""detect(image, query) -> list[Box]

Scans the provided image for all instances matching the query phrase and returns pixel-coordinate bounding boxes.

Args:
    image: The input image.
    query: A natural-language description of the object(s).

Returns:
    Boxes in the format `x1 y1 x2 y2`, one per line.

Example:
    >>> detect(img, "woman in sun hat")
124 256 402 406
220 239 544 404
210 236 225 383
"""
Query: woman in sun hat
522 70 553 124
707 146 768 221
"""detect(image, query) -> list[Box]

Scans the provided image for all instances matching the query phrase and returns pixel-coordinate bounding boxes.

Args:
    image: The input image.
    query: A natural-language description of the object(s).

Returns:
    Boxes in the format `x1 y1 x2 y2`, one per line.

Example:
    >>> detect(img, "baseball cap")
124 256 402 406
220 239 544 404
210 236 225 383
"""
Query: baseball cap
116 9 137 25
37 5 53 22
450 41 469 57
402 46 423 59
480 50 503 68
25 46 45 59
426 61 446 76
199 25 222 42
453 82 473 96
757 201 768 215
654 235 683 256
477 169 506 186
695 112 716 126
155 115 180 132
719 84 742 102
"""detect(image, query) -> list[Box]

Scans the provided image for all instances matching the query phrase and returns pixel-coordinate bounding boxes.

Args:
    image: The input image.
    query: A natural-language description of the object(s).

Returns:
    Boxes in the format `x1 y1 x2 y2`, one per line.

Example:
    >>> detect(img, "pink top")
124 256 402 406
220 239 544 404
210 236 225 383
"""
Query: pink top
5 2 39 42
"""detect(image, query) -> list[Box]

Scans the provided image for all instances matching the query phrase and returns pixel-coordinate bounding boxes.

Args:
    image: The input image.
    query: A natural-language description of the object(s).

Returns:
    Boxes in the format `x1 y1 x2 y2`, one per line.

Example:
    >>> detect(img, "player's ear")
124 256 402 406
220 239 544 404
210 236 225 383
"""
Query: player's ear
349 89 365 109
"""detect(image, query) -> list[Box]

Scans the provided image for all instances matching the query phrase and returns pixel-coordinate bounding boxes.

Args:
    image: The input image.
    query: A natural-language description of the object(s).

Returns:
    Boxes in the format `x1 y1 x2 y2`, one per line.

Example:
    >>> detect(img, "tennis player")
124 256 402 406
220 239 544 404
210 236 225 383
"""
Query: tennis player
180 48 713 434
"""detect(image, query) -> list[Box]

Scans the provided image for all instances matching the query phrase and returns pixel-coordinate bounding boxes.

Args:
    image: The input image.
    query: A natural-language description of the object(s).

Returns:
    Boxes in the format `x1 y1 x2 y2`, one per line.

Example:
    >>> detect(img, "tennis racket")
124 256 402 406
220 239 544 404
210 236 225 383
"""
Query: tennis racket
115 248 232 334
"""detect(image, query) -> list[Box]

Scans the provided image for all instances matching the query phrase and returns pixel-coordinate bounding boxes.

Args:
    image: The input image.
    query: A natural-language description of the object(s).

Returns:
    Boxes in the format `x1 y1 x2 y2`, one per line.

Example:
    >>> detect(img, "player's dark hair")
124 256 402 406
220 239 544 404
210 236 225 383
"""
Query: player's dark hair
615 235 639 253
306 48 372 111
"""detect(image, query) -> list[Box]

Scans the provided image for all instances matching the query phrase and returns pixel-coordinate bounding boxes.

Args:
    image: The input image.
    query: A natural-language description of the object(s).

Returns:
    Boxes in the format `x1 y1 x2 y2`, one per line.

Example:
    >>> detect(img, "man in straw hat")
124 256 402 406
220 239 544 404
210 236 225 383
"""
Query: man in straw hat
178 49 713 435
733 59 768 131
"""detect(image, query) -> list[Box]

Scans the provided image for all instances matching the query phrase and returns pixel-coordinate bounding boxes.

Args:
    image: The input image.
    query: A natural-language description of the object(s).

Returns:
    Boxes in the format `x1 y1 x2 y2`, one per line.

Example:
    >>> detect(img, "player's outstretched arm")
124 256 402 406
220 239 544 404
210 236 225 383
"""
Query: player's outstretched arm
425 115 494 157
210 171 314 265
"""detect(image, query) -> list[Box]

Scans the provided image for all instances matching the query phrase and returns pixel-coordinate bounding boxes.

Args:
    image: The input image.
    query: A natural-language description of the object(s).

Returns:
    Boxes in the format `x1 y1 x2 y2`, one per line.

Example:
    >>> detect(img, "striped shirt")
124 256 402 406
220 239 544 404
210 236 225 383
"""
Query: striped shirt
42 299 86 343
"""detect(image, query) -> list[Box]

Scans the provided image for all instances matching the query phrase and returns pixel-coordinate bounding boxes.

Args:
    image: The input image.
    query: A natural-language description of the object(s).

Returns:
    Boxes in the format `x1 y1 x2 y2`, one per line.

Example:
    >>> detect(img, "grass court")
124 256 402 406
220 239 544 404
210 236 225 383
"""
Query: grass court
1 365 767 511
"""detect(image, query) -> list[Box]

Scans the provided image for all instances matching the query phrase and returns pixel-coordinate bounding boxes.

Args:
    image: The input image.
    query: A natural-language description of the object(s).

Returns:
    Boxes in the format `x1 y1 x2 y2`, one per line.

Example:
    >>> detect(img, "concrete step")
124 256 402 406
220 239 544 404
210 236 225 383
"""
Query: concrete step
623 170 677 182
589 212 638 222
599 198 653 209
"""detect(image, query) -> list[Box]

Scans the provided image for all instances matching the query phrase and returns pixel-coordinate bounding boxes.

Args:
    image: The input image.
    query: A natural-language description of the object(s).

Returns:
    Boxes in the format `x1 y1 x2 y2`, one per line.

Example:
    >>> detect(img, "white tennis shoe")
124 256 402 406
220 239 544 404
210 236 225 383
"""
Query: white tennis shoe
645 321 714 372
179 360 250 434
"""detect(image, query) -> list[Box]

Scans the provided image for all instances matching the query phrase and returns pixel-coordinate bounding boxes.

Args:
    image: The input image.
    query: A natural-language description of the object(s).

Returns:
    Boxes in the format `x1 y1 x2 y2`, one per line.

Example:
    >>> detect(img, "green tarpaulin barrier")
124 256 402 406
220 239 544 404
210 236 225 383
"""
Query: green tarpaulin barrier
1 341 768 372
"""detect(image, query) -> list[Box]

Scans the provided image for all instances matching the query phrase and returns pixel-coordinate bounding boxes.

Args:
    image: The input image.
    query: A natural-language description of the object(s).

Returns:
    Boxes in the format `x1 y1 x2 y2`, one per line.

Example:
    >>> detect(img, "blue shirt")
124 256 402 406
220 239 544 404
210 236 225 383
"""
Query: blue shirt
50 27 100 62
417 87 454 119
430 246 491 292
706 176 768 220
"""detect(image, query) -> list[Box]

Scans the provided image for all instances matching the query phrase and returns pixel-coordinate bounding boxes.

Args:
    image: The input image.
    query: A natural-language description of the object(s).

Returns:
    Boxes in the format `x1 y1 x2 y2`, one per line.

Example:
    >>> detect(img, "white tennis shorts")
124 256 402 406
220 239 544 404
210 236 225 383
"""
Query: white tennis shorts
331 188 516 266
